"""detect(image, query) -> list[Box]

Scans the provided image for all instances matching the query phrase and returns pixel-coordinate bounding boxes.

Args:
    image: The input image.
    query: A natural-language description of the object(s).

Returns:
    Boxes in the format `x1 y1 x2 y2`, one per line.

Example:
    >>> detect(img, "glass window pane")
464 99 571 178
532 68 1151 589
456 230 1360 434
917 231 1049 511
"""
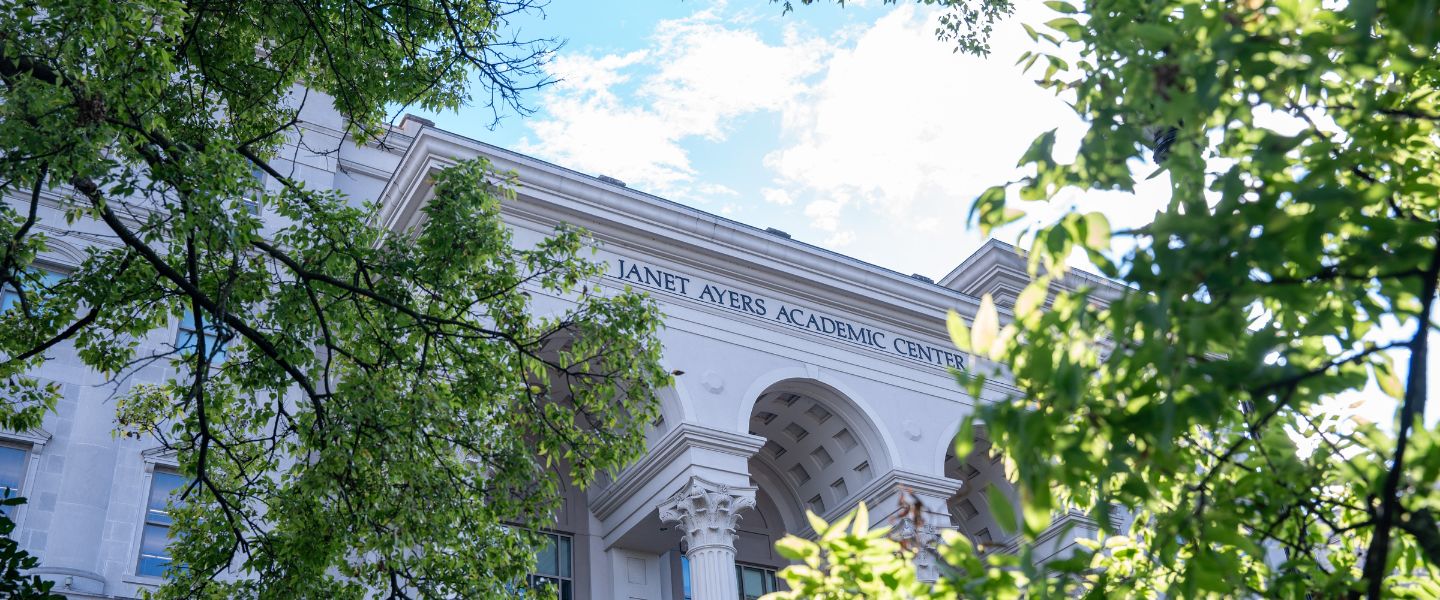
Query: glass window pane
175 329 197 352
742 567 763 596
137 523 172 576
139 524 171 555
535 535 558 577
176 311 228 362
0 446 27 493
0 446 27 516
557 536 571 578
146 471 186 525
136 554 170 578
681 555 691 600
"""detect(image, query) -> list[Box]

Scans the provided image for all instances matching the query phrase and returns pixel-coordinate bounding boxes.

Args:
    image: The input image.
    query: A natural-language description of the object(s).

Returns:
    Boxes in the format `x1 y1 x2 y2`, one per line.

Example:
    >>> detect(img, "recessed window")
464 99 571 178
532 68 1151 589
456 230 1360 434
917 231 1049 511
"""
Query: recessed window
528 531 573 600
136 469 187 578
176 309 230 363
736 563 779 600
0 269 65 313
0 444 29 516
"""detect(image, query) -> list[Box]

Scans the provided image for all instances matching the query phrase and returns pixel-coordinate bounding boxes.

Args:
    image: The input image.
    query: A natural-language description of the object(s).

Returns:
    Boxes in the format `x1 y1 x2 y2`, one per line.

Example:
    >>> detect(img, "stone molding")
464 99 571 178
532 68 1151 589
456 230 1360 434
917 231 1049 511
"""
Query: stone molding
656 476 757 553
590 423 764 523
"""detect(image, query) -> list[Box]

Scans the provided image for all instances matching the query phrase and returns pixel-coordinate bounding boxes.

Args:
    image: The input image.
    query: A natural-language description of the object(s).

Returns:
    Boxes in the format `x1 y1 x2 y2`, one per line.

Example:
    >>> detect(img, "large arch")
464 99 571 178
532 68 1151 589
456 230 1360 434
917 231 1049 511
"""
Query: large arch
735 366 899 471
941 426 1020 552
743 377 895 529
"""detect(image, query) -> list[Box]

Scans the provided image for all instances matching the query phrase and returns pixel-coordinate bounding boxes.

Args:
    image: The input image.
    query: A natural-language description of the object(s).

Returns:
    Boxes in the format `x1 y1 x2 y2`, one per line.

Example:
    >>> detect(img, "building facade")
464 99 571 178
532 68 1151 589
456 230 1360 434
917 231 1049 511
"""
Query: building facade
2 103 1113 599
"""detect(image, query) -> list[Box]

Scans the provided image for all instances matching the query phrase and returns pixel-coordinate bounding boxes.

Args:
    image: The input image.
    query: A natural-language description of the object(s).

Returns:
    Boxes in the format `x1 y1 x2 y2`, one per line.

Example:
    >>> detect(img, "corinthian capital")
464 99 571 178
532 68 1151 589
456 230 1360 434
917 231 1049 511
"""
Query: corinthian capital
657 476 757 552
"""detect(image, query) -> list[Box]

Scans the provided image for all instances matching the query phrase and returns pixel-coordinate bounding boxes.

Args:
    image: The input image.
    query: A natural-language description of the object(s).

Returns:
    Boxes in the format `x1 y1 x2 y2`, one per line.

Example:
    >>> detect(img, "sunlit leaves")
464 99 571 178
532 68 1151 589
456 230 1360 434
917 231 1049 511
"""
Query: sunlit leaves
972 294 1000 354
0 0 660 594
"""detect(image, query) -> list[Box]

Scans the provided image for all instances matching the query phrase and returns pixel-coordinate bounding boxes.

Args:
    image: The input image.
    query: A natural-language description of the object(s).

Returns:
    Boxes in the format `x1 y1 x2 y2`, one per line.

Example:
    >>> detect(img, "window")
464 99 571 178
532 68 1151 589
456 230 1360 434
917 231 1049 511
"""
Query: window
0 269 65 313
242 165 265 215
136 469 186 578
176 309 229 363
0 444 28 516
680 557 778 600
528 532 573 600
735 563 778 599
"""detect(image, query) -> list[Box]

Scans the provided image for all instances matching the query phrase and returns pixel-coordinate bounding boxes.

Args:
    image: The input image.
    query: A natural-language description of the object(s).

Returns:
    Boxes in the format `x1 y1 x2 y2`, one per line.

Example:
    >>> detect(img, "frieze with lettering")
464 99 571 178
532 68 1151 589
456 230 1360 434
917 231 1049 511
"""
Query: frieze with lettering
609 258 967 371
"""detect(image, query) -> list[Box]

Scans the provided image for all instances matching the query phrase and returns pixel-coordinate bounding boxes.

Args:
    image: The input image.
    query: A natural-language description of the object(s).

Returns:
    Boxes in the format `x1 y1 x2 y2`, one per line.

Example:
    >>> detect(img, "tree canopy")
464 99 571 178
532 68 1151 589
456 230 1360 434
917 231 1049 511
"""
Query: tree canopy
773 0 1440 597
0 0 669 597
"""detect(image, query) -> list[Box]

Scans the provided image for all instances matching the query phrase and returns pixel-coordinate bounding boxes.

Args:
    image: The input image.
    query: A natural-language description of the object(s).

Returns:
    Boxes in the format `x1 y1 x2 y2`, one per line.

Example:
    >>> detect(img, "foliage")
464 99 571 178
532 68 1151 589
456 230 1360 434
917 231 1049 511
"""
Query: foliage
790 0 1440 598
775 0 1015 55
0 0 669 598
0 497 61 600
765 503 1029 600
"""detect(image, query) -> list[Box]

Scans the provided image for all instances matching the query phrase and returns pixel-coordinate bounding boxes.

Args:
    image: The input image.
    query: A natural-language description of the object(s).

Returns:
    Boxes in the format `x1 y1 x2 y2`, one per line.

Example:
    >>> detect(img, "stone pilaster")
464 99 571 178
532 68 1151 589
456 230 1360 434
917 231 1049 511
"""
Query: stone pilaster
657 476 756 600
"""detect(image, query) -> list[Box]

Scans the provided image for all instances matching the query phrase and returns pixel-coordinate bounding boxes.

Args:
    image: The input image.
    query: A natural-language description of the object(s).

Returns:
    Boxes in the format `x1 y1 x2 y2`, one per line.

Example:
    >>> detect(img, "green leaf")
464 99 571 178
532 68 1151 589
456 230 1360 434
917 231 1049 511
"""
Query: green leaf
971 294 1000 353
947 309 972 352
1014 279 1049 319
1376 359 1404 400
987 484 1019 536
953 419 975 461
1082 212 1111 251
1043 1 1078 14
1045 17 1084 41
852 502 870 536
775 536 818 562
1130 23 1176 46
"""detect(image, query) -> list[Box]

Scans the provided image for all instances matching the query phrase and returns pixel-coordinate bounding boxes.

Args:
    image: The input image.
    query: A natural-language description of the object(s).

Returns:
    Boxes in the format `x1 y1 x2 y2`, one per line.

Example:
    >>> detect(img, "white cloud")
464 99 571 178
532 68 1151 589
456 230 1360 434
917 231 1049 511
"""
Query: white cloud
826 230 856 247
761 4 1092 275
515 2 1145 277
761 188 794 205
517 9 833 200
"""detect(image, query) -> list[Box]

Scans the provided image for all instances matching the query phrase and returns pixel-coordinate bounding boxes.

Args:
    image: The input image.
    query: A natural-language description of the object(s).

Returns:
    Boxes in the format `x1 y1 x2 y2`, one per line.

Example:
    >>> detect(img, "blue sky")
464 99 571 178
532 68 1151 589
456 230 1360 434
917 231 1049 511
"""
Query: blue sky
411 0 1131 279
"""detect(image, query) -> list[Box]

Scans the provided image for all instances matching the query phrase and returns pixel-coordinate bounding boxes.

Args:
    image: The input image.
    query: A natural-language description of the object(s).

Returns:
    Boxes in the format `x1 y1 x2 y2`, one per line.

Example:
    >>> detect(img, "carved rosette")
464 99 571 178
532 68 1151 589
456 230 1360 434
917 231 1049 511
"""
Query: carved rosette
657 476 757 552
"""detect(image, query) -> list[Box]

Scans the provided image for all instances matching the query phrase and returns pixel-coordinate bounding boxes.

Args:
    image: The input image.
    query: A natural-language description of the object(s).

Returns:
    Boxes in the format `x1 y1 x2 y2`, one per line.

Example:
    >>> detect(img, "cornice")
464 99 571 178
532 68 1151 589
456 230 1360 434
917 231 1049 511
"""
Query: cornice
377 129 991 335
589 423 765 522
941 239 1127 308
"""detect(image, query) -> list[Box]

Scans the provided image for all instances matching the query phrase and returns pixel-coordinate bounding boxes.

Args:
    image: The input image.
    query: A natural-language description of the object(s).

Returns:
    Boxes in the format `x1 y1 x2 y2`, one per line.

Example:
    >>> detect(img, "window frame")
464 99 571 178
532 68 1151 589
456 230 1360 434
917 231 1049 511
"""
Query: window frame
526 530 574 600
734 561 779 600
0 427 51 530
126 454 183 585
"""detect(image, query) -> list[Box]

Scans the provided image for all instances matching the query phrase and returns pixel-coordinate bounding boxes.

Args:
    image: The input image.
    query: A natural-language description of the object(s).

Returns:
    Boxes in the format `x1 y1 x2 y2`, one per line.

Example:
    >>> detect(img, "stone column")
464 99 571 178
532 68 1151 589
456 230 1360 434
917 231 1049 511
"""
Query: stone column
657 476 756 600
890 516 943 582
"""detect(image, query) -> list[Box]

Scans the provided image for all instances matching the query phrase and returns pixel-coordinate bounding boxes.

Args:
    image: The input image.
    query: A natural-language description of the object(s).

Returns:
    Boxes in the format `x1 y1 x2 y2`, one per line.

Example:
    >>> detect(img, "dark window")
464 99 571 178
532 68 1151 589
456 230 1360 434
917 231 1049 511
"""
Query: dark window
527 531 573 600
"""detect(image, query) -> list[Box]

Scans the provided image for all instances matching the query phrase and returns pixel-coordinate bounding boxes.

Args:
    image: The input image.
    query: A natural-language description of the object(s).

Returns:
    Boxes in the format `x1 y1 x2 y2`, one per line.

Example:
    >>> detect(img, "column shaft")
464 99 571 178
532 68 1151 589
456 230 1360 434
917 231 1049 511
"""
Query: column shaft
688 545 739 600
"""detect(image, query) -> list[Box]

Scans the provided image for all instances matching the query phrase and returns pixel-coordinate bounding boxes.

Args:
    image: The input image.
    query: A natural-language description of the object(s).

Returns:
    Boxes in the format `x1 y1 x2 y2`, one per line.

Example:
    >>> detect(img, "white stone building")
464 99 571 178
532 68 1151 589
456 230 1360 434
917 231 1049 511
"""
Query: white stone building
2 103 1117 599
